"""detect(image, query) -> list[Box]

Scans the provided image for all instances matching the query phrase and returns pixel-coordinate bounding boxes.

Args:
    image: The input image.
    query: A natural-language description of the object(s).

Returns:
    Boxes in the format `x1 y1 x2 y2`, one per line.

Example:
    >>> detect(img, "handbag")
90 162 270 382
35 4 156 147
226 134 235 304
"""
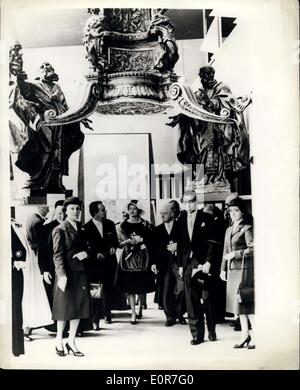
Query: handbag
237 253 254 303
90 283 103 299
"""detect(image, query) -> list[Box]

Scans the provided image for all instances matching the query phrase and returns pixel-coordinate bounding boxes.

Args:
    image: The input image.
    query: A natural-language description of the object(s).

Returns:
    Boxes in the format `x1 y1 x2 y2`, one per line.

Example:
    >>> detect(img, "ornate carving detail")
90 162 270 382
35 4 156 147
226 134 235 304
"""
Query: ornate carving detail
149 9 179 72
108 48 155 72
169 82 235 124
96 101 171 115
107 8 152 33
82 8 110 75
45 81 101 126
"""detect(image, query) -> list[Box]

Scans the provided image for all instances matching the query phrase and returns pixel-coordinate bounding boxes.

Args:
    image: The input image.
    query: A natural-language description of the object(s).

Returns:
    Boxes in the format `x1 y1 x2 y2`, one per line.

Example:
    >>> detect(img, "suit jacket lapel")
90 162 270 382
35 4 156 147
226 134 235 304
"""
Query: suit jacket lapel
65 219 79 238
190 210 199 242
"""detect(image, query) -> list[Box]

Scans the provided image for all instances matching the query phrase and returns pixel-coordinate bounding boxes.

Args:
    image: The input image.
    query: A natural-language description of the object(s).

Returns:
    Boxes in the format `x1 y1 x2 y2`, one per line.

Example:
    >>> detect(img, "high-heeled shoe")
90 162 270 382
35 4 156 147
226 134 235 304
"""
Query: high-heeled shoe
136 312 143 320
234 334 251 349
55 346 65 357
65 342 84 357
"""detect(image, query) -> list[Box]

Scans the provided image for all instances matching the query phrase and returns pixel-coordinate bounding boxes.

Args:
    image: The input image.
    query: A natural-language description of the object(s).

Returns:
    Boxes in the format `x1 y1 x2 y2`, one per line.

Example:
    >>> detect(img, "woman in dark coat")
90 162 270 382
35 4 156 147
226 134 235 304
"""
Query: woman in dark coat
115 200 155 324
220 197 254 349
52 197 90 357
11 223 27 356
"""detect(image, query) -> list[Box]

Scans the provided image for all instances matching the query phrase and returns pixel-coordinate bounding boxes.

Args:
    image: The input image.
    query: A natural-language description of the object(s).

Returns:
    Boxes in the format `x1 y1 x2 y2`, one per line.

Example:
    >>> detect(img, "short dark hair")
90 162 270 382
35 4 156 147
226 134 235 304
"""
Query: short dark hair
54 200 64 209
89 201 104 217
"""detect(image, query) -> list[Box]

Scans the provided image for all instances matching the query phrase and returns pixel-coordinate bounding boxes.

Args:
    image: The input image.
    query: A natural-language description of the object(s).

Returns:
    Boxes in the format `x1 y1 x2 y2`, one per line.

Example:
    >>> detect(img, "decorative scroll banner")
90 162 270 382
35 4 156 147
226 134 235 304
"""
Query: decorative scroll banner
169 81 252 124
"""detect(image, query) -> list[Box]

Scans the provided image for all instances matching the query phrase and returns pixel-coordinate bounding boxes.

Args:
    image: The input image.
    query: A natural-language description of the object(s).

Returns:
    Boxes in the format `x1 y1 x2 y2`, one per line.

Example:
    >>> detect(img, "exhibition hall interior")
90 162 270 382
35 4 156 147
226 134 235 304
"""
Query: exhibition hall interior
5 3 299 370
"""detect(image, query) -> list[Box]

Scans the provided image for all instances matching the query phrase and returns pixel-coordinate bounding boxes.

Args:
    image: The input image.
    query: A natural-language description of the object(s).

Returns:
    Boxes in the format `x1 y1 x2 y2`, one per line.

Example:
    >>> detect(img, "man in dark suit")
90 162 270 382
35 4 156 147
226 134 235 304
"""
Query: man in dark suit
24 205 49 340
151 203 186 326
38 200 64 329
11 223 27 356
84 201 119 328
25 206 49 256
177 191 218 345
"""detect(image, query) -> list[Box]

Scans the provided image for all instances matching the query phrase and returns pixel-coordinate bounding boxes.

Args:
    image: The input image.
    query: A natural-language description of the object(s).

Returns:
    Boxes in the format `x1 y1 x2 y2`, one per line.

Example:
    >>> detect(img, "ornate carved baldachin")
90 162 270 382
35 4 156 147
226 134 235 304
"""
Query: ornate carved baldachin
108 47 155 72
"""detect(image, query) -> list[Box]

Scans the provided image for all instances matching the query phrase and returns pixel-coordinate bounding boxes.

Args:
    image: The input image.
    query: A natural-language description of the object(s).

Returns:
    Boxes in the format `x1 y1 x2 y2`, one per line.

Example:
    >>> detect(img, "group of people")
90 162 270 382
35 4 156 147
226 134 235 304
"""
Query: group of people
11 191 255 357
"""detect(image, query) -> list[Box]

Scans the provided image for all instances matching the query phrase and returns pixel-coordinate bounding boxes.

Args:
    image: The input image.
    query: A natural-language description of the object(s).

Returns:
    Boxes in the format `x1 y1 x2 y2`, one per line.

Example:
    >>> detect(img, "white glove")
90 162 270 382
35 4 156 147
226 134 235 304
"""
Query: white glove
73 251 88 261
58 276 67 292
151 264 158 274
43 271 52 285
220 270 227 281
167 242 177 253
202 261 211 274
224 252 235 261
178 267 183 278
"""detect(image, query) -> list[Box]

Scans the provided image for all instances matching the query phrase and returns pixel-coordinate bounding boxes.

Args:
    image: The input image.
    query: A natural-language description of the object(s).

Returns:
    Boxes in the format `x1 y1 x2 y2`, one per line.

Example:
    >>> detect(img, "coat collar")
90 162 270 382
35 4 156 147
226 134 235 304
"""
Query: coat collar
230 220 245 237
64 219 79 235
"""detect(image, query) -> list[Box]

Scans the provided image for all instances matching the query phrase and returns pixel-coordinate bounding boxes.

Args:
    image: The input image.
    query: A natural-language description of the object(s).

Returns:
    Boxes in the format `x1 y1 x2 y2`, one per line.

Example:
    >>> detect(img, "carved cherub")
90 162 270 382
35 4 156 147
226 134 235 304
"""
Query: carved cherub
149 10 179 72
83 8 109 74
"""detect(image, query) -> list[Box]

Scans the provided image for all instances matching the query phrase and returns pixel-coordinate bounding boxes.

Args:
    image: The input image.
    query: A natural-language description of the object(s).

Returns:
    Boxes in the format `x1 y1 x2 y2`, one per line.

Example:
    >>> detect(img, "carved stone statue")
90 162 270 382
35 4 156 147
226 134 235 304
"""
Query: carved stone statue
9 45 90 194
167 66 250 193
149 9 179 73
82 8 109 75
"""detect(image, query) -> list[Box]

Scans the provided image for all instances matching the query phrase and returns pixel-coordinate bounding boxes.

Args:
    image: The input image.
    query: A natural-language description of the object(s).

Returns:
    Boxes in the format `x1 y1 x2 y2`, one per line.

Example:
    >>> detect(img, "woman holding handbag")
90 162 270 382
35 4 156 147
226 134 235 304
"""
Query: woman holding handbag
52 197 90 357
114 200 155 324
220 197 255 349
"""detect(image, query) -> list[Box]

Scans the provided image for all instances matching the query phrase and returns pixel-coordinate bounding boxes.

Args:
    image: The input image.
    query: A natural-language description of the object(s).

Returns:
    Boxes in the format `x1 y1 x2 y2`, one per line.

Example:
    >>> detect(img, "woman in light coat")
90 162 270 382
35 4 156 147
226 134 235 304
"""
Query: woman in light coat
220 197 255 349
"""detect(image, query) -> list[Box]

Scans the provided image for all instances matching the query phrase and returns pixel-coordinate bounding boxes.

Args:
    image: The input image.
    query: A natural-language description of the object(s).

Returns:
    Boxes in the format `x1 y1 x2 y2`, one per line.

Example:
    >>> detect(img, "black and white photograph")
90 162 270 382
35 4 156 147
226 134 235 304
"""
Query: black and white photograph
0 0 299 371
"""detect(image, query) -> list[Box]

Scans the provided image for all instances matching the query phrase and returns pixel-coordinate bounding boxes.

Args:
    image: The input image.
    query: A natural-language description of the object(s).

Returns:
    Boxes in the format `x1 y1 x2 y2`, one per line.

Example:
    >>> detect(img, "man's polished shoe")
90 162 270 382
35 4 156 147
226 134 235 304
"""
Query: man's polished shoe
104 317 112 324
190 337 203 345
165 320 176 327
208 331 217 341
178 318 187 325
76 331 84 337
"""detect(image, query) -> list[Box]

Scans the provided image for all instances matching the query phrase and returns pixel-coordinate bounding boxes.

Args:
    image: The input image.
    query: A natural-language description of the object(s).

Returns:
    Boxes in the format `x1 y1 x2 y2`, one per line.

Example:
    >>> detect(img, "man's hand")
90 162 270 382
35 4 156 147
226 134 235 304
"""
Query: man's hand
110 247 116 255
73 251 88 261
224 252 235 261
202 261 211 274
151 264 158 274
57 276 67 292
167 242 177 253
220 270 227 281
43 272 52 285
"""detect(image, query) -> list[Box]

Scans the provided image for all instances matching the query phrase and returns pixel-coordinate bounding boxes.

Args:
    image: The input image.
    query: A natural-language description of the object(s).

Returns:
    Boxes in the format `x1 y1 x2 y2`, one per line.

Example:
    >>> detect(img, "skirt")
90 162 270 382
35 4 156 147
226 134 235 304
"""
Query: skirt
114 267 155 295
52 271 90 321
226 268 255 315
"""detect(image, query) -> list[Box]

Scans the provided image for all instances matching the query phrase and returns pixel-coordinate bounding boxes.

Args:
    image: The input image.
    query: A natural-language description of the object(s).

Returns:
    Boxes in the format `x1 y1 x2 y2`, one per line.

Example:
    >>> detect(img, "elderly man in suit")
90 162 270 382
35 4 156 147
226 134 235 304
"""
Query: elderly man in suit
151 203 186 326
84 201 118 329
177 191 218 345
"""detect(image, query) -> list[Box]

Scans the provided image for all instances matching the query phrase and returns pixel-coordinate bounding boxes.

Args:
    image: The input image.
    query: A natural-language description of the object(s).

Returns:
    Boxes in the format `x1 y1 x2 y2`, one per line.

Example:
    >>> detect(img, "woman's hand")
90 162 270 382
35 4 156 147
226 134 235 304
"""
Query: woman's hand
220 270 227 281
151 264 158 274
58 276 67 292
224 252 235 261
167 242 177 253
132 235 143 244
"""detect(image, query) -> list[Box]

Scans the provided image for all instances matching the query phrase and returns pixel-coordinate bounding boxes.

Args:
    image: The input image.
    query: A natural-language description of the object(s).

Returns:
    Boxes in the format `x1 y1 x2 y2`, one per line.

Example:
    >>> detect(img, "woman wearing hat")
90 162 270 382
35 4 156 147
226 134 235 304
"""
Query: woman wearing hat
220 197 255 349
115 200 155 324
52 197 90 357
